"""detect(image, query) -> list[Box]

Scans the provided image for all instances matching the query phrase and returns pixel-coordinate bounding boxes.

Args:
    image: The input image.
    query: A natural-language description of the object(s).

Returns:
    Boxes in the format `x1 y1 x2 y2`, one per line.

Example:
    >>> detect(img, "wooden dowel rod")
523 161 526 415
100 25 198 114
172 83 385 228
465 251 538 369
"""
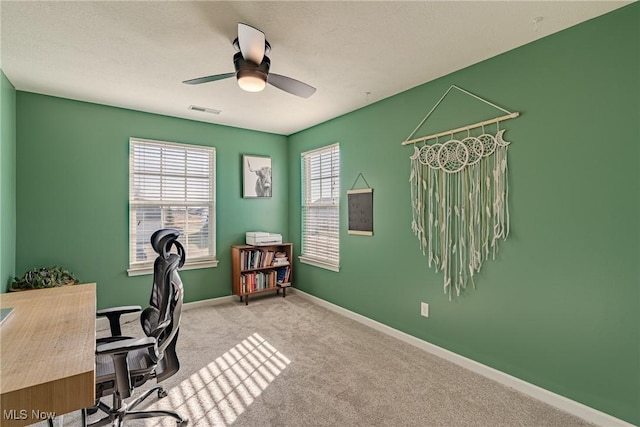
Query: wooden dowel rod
401 112 520 146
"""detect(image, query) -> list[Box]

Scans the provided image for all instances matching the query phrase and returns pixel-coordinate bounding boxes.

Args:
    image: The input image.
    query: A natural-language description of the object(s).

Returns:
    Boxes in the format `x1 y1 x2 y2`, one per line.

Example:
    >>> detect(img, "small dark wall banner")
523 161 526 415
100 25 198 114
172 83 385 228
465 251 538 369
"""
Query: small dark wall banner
347 188 373 236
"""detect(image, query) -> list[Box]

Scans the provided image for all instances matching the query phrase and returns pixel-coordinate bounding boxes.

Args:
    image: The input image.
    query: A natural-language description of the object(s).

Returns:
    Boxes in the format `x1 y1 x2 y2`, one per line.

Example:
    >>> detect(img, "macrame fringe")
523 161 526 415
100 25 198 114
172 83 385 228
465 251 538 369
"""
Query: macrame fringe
410 129 511 300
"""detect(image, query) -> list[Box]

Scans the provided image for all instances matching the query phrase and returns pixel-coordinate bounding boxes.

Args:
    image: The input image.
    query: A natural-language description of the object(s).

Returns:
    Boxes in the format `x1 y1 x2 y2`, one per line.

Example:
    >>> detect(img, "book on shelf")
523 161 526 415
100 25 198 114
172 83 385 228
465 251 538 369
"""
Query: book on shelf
241 270 277 293
276 266 291 285
241 249 280 270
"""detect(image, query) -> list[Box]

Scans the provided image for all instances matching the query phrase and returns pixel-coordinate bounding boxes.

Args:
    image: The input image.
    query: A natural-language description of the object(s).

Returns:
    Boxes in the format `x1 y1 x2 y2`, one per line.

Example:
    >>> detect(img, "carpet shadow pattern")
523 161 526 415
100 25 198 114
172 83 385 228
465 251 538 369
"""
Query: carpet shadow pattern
47 294 593 426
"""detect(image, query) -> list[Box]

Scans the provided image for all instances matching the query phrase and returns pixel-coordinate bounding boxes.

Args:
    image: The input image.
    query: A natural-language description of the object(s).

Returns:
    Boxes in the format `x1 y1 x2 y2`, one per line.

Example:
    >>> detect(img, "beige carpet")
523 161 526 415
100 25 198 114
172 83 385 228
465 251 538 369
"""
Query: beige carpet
53 293 593 426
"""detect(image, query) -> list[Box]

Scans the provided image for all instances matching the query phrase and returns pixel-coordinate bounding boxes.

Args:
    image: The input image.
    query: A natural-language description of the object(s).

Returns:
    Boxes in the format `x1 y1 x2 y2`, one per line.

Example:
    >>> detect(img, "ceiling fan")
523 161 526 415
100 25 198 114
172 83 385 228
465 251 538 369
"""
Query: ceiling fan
183 23 316 98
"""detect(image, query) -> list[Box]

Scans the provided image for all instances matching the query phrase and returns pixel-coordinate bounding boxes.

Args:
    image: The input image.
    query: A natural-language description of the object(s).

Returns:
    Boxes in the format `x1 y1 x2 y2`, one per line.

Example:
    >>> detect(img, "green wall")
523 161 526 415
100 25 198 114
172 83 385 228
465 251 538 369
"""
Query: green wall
0 70 16 293
9 3 639 425
287 4 639 425
15 93 288 308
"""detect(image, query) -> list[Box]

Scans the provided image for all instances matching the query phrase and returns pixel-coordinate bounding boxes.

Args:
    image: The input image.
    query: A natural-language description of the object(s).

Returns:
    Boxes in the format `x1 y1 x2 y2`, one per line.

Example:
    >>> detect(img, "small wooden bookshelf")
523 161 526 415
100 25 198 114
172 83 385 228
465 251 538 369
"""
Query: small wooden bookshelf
231 243 293 305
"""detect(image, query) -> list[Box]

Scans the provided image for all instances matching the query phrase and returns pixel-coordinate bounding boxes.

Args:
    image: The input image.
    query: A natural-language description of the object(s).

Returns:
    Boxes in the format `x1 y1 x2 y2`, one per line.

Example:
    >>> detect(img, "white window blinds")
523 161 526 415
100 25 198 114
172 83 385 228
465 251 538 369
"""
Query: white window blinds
128 137 216 275
300 143 340 271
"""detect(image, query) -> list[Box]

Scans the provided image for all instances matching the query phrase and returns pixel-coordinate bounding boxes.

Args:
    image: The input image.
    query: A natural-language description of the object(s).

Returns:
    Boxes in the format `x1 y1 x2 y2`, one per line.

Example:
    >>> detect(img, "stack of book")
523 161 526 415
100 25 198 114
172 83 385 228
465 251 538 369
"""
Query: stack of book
273 251 290 284
272 251 289 267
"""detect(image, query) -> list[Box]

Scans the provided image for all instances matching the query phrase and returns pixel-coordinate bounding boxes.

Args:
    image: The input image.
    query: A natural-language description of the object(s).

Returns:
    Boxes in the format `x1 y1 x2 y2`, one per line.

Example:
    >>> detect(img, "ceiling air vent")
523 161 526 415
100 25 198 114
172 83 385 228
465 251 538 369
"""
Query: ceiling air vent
188 105 221 115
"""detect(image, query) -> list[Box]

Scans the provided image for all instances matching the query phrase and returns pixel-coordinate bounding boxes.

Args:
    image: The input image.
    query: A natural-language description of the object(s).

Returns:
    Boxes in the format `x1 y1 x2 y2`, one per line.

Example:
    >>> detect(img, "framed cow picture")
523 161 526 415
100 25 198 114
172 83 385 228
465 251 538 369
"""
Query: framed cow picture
243 155 272 198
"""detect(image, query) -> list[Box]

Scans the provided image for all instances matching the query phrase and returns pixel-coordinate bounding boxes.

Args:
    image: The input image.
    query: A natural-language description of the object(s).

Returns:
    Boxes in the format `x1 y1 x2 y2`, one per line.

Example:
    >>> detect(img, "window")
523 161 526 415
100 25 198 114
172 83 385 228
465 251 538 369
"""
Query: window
300 143 340 271
128 137 217 276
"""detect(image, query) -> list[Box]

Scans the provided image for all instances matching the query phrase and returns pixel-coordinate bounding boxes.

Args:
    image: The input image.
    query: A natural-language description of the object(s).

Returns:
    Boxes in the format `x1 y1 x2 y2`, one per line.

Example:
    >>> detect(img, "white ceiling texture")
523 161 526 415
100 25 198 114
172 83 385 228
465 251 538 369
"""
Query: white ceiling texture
0 1 630 135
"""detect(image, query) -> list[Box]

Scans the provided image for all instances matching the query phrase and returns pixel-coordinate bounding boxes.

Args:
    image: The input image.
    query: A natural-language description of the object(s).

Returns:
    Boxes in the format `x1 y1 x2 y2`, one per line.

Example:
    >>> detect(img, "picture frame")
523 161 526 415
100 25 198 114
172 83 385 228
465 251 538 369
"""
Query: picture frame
243 155 272 198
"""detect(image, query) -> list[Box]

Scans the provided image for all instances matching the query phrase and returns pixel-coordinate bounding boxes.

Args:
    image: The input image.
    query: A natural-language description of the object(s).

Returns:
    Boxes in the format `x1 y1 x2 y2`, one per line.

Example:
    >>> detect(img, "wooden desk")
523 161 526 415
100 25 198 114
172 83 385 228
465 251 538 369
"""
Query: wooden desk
0 284 96 426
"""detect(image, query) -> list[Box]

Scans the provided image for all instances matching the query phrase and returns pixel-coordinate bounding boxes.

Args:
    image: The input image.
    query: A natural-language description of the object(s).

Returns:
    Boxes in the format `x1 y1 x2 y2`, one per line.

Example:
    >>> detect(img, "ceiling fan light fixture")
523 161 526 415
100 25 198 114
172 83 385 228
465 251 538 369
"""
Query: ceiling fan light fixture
237 70 267 92
184 27 314 98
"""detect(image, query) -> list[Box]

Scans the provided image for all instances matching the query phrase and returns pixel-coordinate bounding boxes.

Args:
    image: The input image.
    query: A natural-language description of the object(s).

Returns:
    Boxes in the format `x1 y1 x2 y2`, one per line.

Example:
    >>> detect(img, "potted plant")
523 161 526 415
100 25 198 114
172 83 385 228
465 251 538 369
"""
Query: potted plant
9 266 79 292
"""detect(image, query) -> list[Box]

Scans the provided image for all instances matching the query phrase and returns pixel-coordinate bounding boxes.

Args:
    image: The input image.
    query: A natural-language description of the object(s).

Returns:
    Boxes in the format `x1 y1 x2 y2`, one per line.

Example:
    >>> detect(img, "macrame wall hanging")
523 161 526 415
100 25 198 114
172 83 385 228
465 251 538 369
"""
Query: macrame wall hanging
402 85 520 300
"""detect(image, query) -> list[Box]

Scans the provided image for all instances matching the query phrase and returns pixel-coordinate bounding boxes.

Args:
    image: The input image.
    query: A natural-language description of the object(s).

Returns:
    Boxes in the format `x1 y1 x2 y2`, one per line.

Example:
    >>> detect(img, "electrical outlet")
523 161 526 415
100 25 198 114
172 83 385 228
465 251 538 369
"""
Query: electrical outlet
421 302 429 318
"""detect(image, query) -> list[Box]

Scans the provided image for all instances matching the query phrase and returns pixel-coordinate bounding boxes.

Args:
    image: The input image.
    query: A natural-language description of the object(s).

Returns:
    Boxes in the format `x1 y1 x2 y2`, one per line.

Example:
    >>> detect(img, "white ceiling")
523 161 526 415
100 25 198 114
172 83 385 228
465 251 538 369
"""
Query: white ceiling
0 1 630 135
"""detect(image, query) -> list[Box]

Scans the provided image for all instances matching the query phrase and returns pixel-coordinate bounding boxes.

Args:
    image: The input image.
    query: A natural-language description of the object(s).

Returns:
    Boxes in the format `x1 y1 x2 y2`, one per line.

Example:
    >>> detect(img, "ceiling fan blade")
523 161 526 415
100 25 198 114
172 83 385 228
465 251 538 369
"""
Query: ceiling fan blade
268 73 316 98
238 23 265 65
182 73 235 85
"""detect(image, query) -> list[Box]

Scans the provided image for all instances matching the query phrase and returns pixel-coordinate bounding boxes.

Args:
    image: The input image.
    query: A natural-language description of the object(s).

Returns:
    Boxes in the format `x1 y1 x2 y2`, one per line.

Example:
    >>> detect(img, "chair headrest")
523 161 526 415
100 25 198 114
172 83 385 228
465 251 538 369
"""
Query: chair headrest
150 229 181 258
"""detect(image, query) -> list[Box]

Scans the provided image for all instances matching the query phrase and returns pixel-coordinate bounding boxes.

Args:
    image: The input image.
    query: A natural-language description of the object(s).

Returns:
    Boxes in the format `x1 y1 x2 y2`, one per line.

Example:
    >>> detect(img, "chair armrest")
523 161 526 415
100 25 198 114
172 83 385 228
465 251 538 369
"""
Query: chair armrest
97 335 133 346
97 305 142 316
96 336 156 356
97 305 142 336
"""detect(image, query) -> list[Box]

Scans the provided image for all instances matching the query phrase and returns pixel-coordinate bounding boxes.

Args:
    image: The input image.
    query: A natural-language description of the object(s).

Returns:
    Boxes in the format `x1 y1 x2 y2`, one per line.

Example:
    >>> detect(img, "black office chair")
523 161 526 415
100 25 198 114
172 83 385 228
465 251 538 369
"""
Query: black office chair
84 229 188 427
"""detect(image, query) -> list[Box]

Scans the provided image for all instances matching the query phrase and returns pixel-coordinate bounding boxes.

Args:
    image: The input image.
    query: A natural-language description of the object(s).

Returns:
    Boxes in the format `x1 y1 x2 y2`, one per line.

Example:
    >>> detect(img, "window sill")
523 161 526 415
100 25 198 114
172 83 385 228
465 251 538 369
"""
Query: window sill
127 259 218 277
299 256 340 272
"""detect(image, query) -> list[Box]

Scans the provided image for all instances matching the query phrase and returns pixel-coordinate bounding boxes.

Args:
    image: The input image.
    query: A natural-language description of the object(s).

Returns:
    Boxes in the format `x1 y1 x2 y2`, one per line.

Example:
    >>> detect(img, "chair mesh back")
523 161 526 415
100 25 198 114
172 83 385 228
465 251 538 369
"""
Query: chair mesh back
141 229 185 377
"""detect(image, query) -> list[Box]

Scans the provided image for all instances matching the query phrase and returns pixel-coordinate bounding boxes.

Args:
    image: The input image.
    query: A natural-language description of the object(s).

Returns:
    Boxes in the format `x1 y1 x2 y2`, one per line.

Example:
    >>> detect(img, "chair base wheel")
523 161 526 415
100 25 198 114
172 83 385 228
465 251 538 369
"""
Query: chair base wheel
158 388 168 398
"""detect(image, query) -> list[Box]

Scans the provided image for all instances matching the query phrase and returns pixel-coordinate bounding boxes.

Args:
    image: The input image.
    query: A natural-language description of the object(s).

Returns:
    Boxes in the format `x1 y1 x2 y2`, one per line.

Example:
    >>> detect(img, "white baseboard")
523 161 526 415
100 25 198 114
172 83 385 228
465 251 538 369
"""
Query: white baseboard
291 288 634 427
183 294 235 310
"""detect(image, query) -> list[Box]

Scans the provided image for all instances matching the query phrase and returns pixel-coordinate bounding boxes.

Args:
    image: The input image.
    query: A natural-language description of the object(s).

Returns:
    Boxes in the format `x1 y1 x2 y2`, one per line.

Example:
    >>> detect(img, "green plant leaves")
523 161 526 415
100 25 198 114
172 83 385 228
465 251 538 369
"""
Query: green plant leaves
11 266 79 290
